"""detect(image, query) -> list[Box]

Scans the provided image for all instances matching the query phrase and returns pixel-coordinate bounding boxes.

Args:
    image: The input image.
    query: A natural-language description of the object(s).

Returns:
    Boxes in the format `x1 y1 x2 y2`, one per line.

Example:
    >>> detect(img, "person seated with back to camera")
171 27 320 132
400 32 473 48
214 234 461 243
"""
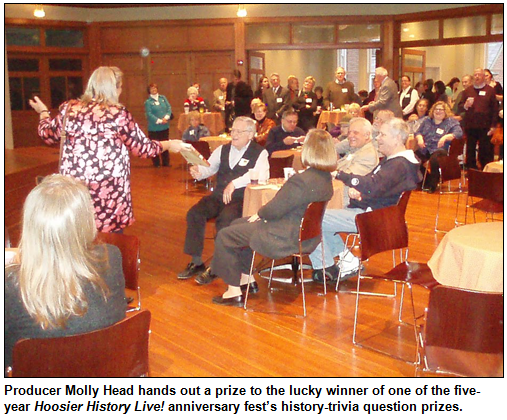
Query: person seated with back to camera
309 118 422 283
209 129 337 306
265 110 306 156
4 175 126 372
177 116 269 284
182 111 211 143
414 100 463 192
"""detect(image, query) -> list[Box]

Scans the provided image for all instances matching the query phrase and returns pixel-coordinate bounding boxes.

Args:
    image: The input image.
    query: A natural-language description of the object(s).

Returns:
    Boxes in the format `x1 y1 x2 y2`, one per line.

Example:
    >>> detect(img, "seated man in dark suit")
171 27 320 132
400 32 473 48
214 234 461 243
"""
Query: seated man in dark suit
263 73 291 123
309 118 422 282
265 110 306 156
178 116 269 283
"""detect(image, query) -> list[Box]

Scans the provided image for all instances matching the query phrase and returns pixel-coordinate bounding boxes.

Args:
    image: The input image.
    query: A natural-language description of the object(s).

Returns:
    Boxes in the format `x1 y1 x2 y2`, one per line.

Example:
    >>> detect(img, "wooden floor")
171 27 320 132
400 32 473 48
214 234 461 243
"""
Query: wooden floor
117 153 497 378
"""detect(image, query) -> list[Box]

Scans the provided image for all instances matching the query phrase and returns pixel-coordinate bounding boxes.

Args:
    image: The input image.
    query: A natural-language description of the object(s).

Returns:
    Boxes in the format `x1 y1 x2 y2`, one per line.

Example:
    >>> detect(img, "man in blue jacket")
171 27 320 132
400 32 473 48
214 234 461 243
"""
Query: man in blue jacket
310 118 422 282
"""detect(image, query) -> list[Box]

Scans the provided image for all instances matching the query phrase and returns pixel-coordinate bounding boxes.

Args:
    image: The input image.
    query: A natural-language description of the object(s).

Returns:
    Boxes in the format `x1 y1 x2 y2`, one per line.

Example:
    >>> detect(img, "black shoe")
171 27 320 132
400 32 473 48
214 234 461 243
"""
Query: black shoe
312 265 339 284
195 267 218 285
240 281 259 294
212 295 244 307
177 263 206 280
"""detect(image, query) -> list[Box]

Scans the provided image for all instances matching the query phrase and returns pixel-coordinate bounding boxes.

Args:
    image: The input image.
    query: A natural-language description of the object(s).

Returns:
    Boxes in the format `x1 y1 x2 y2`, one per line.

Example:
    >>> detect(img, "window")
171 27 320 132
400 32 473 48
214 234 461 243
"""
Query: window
338 24 381 43
5 27 40 46
9 77 40 111
443 16 486 38
50 76 83 108
401 21 439 41
246 24 290 44
45 29 84 48
293 24 335 44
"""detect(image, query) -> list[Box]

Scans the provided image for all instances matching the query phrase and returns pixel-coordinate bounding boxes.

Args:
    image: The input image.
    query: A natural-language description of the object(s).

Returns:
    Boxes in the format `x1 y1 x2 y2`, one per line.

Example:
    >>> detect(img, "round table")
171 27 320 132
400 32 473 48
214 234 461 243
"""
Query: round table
316 110 347 129
428 222 503 292
177 112 225 136
243 178 344 217
199 136 231 153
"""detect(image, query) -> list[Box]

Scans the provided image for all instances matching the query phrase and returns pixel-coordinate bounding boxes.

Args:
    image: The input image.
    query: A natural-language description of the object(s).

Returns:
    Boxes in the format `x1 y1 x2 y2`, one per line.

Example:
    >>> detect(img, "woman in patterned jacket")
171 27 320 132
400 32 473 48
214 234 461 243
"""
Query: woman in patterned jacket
29 66 183 233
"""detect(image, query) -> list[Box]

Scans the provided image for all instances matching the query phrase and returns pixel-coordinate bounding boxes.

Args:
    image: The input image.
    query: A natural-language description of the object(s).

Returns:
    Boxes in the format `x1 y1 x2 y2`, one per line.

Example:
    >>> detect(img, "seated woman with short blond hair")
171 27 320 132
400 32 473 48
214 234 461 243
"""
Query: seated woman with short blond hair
4 175 126 371
182 111 211 142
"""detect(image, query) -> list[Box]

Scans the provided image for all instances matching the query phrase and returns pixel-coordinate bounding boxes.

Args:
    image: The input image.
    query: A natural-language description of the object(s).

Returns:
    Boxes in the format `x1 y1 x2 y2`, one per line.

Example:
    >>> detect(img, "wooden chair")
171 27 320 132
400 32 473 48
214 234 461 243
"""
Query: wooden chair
335 191 412 287
352 202 438 363
185 141 212 191
434 154 464 232
10 310 151 377
416 286 503 377
465 169 503 224
97 232 141 312
244 201 329 317
268 155 295 179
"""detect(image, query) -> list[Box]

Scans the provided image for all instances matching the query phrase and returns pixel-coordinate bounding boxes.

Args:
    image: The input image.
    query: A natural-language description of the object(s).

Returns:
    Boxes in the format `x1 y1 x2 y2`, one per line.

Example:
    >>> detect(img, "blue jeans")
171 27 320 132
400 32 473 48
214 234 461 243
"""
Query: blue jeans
309 207 365 269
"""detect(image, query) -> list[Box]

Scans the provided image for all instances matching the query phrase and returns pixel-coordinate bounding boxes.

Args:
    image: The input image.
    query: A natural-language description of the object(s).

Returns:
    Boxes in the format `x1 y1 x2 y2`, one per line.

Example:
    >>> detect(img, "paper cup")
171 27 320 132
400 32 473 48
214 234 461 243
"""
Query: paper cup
249 168 259 184
283 167 295 180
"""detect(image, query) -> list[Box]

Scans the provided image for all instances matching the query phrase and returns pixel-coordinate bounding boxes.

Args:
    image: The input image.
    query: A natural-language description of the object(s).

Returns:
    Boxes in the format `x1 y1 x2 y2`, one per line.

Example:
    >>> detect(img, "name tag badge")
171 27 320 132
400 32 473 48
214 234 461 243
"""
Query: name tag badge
276 97 283 103
479 90 486 96
239 158 249 166
219 95 224 100
154 101 160 106
346 154 354 161
342 88 348 93
306 98 312 103
436 128 444 135
405 94 411 98
189 130 194 136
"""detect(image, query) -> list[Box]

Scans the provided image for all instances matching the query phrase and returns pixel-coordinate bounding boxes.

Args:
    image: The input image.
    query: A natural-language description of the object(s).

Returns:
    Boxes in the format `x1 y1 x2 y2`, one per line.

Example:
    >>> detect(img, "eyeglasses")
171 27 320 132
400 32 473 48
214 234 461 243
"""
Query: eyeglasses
434 108 445 112
231 129 250 135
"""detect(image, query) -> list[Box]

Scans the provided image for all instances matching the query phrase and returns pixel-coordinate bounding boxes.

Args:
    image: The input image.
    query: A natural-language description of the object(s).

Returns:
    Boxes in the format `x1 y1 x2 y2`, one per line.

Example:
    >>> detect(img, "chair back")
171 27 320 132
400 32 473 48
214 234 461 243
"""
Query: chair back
424 286 503 354
467 169 504 203
437 155 462 183
355 204 408 261
269 155 294 179
448 137 465 158
192 141 211 160
396 190 412 217
97 232 140 292
299 201 328 244
11 310 151 377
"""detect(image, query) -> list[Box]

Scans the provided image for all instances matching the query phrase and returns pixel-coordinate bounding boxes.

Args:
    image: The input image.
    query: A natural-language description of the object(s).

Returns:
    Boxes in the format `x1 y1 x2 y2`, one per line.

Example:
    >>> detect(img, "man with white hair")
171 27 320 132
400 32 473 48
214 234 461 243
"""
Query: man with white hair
323 67 356 110
310 118 421 283
361 67 402 118
335 117 379 206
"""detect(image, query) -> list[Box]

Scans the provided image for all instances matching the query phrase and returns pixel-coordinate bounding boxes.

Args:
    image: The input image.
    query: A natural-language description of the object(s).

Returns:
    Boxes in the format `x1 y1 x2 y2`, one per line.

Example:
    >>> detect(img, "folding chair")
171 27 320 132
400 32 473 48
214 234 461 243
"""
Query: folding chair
97 232 141 312
244 201 329 317
416 286 503 377
10 310 151 377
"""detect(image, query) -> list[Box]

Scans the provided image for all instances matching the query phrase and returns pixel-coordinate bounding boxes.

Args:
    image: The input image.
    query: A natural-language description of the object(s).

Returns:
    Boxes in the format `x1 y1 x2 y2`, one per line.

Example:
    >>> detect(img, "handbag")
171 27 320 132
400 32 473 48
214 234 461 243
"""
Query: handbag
36 103 71 185
491 125 503 146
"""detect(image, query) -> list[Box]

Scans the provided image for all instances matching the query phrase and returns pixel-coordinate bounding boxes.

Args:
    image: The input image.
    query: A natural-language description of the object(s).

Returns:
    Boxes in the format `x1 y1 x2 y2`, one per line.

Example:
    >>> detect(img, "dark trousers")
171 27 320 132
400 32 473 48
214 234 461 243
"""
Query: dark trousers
149 129 170 167
466 128 494 170
416 148 447 189
183 194 243 258
211 218 255 287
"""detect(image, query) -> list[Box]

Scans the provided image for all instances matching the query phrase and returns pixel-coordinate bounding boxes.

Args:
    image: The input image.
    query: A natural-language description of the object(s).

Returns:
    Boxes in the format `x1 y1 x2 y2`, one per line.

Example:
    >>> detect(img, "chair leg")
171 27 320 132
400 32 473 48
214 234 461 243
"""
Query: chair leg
298 255 307 317
434 192 442 232
243 251 257 310
267 259 276 289
352 269 362 344
321 238 326 296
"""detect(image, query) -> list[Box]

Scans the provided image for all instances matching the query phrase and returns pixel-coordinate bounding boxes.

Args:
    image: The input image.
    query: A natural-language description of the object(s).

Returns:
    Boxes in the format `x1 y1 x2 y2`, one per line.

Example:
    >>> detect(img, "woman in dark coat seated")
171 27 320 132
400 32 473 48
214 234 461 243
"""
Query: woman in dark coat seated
210 129 337 306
